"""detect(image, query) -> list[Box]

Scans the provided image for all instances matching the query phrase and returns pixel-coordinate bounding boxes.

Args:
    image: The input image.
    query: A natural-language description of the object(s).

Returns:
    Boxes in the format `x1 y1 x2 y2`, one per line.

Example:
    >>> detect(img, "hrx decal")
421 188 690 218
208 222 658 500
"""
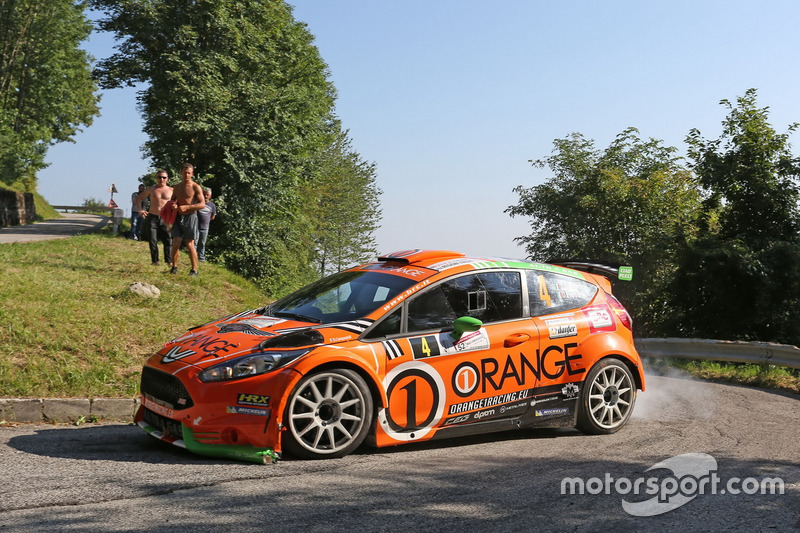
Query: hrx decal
237 393 270 407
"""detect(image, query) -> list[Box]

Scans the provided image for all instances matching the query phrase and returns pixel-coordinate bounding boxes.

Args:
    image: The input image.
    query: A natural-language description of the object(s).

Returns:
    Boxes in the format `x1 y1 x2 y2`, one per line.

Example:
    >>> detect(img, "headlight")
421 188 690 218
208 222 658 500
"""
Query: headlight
199 349 310 382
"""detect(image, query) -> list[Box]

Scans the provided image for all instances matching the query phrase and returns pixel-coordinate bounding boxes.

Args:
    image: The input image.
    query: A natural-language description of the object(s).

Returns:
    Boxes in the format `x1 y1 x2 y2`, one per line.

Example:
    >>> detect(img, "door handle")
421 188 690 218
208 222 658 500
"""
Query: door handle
504 333 531 347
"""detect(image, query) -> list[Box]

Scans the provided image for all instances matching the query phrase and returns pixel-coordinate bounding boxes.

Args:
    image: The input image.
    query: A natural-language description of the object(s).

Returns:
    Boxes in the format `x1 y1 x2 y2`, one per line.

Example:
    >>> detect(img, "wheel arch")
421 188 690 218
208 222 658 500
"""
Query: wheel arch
301 359 387 411
580 333 646 391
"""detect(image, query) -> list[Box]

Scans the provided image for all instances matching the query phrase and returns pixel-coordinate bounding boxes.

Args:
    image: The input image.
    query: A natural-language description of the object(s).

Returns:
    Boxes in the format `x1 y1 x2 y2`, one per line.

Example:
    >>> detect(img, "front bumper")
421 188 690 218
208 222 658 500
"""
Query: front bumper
136 405 280 464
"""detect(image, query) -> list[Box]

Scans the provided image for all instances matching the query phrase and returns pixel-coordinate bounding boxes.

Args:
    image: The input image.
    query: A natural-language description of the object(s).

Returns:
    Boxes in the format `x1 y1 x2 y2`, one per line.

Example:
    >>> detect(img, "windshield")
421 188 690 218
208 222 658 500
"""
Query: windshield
266 270 418 325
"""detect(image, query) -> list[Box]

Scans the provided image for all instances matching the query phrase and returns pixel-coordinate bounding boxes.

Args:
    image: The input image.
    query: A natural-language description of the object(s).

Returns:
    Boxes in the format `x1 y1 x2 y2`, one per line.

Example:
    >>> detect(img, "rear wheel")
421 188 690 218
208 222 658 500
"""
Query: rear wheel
282 369 373 459
577 357 636 434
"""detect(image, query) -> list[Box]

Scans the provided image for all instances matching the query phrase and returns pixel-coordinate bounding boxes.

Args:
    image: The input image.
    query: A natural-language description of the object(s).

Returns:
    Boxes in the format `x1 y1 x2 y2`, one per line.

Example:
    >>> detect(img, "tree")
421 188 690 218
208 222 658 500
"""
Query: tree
306 129 382 276
0 0 100 189
91 0 362 295
507 128 702 335
670 89 800 344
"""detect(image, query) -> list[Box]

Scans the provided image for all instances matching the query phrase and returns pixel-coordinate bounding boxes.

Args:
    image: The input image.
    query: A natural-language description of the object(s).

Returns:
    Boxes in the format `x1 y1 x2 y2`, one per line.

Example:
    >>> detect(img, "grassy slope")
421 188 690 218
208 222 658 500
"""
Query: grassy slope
0 230 267 398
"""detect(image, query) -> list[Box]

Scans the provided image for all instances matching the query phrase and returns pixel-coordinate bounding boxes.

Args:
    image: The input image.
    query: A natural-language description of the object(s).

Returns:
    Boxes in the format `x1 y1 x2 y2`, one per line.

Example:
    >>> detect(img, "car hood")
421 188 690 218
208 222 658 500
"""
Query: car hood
149 309 370 369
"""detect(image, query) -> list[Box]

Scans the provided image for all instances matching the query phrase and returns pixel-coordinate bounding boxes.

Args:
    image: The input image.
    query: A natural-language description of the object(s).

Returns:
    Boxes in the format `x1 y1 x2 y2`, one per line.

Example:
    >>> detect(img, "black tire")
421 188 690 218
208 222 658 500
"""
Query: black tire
282 369 373 459
576 357 636 434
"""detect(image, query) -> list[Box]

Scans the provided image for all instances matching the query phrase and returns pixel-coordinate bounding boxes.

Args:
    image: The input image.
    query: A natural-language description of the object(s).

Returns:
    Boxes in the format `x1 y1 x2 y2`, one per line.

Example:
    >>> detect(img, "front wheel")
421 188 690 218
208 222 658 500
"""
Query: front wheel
282 369 373 459
577 357 636 434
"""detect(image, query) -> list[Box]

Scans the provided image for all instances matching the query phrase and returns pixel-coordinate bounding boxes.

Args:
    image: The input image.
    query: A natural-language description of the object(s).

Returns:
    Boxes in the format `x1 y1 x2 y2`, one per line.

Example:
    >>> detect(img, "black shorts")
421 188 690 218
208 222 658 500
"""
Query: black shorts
171 212 199 241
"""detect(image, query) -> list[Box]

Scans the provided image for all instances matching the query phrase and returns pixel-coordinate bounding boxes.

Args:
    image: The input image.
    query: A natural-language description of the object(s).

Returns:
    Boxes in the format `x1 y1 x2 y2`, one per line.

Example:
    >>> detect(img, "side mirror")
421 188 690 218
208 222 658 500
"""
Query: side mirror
450 316 482 341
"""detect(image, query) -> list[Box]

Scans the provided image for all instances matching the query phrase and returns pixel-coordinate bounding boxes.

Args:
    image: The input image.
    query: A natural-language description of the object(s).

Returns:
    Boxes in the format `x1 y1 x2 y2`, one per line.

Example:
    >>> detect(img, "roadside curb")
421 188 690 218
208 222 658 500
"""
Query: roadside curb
0 398 140 424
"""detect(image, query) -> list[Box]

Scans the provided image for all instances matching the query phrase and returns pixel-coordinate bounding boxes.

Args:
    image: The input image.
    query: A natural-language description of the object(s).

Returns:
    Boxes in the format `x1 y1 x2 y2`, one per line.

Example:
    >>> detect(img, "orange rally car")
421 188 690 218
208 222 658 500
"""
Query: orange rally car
136 250 644 463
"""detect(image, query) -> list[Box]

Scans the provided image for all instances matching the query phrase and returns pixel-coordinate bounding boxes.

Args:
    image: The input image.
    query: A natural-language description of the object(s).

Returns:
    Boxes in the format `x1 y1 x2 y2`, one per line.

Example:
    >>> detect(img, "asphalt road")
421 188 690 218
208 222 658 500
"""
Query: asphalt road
0 374 797 532
0 213 110 243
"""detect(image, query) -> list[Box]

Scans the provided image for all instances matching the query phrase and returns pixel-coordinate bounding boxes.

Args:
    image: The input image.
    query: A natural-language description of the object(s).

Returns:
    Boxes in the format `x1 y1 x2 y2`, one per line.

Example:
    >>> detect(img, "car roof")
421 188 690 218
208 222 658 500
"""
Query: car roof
365 249 589 280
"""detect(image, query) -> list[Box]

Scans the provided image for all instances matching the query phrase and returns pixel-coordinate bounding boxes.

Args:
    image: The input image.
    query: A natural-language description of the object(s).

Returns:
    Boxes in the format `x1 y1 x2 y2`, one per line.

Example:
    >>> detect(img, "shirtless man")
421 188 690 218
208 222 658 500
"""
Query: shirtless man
135 170 173 265
169 163 206 276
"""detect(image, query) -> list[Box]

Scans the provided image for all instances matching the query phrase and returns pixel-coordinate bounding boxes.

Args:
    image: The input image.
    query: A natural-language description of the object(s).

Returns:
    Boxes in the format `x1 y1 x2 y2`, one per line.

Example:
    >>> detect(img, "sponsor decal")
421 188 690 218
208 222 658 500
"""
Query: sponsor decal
382 339 405 360
453 329 490 352
427 257 475 271
380 361 447 441
363 262 438 280
238 317 285 328
142 396 174 418
327 319 374 335
562 383 580 398
217 323 275 336
470 260 585 279
381 280 432 312
530 395 558 406
500 401 529 414
225 405 271 417
582 305 616 333
451 343 584 396
535 407 570 417
443 413 471 426
448 389 532 415
161 346 196 364
237 393 270 407
548 323 578 339
473 408 496 420
452 362 480 397
182 333 240 356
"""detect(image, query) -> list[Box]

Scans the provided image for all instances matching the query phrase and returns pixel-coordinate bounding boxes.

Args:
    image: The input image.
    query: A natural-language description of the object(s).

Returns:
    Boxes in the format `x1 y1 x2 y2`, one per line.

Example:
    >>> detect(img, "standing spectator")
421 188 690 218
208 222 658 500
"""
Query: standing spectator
129 184 146 240
169 163 205 276
135 170 173 265
196 187 216 262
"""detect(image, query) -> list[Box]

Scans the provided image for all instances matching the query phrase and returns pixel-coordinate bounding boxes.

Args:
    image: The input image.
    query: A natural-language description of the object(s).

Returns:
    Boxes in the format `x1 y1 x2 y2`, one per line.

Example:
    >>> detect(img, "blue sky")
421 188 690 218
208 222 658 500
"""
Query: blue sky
38 0 800 259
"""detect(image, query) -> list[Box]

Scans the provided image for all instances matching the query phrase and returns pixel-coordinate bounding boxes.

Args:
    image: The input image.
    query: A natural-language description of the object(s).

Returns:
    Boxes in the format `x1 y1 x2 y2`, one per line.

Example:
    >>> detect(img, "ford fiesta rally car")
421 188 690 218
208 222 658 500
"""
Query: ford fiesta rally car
136 250 644 463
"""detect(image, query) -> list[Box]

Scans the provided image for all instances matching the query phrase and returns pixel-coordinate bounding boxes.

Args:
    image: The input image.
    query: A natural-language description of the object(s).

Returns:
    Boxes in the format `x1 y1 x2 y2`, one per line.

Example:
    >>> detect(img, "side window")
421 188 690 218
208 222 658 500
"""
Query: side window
406 272 522 334
526 270 598 316
407 286 457 332
366 307 402 338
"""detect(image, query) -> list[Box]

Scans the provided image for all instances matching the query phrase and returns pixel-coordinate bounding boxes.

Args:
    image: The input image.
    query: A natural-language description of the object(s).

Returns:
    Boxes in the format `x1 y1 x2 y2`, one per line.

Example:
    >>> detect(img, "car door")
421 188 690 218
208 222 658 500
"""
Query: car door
524 269 599 419
373 270 538 443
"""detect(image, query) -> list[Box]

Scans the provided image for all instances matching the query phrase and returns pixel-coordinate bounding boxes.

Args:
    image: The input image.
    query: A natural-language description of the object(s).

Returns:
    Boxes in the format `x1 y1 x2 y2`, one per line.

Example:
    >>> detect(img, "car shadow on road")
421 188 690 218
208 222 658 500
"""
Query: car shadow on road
4 423 232 465
4 422 584 466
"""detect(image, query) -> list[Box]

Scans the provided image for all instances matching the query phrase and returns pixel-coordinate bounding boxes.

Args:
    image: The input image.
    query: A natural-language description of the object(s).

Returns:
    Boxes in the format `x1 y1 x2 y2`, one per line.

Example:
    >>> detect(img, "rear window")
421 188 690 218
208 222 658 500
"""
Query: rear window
526 270 597 316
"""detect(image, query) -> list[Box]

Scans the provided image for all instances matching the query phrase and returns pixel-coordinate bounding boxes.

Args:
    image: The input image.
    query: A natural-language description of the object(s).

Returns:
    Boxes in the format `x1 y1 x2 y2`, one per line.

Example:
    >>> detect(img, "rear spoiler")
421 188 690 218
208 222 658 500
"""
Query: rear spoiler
551 261 633 281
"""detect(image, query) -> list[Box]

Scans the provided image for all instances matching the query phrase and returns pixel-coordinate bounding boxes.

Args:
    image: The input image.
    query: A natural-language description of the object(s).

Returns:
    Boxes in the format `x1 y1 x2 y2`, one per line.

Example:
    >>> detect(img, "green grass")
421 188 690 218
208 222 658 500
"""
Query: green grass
647 357 800 394
0 228 267 398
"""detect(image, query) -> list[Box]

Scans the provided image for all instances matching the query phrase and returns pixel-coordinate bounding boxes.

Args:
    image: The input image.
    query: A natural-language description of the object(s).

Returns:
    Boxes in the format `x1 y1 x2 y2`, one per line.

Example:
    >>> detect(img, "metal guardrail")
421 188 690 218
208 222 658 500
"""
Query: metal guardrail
51 205 114 212
635 337 800 370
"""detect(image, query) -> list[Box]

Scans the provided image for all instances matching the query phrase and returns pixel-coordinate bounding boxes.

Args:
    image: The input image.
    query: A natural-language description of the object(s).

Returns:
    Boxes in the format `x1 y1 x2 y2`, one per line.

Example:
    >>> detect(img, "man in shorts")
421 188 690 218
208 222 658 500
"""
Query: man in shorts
135 170 173 265
169 163 205 276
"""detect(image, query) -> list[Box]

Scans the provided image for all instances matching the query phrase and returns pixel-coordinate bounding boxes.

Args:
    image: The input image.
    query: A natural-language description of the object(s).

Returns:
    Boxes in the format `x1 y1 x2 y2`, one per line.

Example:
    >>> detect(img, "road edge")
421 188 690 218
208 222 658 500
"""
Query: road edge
0 397 140 424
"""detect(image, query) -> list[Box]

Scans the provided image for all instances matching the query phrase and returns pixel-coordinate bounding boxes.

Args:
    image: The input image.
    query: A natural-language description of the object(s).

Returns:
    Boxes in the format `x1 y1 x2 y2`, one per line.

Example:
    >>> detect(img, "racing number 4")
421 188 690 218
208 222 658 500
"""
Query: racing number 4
538 275 552 307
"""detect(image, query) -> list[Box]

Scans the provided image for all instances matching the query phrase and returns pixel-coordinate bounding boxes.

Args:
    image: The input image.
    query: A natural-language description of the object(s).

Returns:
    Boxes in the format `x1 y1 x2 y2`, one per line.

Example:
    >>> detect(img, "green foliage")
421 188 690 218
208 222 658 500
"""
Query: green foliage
0 0 100 187
91 0 379 297
507 128 701 335
670 90 800 344
306 129 382 276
